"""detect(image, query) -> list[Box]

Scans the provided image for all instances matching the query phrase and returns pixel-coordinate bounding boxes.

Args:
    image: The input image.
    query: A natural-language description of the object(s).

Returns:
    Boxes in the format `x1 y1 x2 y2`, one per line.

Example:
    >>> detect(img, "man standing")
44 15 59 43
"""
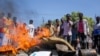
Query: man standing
93 16 100 54
5 13 13 34
6 13 13 26
0 12 6 46
28 20 35 38
62 14 73 43
13 17 17 27
55 19 60 37
2 13 14 46
59 19 64 37
76 12 89 49
47 20 55 36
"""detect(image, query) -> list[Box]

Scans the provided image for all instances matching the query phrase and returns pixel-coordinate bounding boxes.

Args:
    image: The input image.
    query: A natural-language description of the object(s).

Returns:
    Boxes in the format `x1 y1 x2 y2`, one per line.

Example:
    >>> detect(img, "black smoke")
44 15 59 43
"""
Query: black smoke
0 0 38 19
0 0 18 16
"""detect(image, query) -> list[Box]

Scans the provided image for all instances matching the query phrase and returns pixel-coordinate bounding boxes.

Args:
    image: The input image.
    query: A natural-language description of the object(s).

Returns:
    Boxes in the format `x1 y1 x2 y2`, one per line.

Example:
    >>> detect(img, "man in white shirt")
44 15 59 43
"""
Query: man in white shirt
28 20 35 38
62 14 73 44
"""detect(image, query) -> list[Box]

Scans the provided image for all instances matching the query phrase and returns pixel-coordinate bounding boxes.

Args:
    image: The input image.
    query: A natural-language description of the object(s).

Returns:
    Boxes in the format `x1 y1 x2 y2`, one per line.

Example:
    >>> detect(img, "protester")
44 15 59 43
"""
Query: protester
0 12 6 46
5 13 13 34
6 13 13 27
62 14 73 43
55 19 60 37
72 24 77 48
2 13 14 46
7 13 12 19
37 27 42 35
47 20 55 36
93 16 100 54
13 17 18 27
76 12 89 49
59 18 64 38
28 20 35 38
34 29 38 36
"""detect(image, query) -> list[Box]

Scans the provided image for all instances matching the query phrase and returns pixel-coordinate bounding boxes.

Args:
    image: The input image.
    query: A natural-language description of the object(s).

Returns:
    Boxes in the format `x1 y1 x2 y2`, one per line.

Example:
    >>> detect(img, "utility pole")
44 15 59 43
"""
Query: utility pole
42 17 44 25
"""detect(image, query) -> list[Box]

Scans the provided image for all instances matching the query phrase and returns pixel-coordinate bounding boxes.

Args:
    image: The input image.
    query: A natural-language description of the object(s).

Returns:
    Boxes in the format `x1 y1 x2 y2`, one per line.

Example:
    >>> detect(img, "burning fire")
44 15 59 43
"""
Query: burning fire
0 18 50 55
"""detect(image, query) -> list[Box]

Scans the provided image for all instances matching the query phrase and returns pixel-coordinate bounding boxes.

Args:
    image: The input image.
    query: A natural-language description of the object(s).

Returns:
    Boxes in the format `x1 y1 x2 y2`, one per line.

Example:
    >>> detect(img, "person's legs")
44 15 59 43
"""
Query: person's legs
77 32 81 40
97 35 100 54
67 35 72 44
93 35 98 49
81 33 86 49
2 35 9 46
77 32 86 49
72 40 77 49
77 32 81 49
63 35 72 44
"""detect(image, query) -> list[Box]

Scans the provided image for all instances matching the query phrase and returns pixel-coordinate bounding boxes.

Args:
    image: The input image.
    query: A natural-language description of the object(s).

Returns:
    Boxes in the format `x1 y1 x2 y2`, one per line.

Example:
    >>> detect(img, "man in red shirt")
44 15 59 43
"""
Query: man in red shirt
76 13 89 49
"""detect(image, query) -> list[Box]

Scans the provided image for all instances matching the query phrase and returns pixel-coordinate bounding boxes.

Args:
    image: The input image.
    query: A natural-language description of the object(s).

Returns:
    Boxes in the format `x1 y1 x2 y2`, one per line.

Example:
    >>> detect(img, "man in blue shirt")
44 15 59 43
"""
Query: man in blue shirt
93 16 100 54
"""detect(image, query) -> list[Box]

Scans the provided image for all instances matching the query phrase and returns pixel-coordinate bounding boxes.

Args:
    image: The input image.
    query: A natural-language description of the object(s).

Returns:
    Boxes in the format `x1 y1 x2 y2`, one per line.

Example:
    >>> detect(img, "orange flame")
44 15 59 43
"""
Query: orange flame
0 18 50 55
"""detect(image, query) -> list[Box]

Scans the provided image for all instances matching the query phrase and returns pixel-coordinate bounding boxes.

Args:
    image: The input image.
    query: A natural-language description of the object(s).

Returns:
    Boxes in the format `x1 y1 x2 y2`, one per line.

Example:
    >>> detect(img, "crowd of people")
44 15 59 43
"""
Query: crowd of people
45 12 100 54
0 12 36 46
0 12 100 54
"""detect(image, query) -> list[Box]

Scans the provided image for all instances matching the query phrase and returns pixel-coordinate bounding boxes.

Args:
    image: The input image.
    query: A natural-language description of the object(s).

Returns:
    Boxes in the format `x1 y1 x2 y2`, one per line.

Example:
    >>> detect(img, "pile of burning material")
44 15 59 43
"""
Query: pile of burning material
0 45 17 56
27 37 97 56
0 25 51 56
0 36 97 56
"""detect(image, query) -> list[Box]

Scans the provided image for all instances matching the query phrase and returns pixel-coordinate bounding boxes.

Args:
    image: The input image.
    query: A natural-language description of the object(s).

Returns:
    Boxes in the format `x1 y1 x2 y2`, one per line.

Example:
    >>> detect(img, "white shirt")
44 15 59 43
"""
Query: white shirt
62 21 73 35
2 35 9 46
94 23 100 30
28 24 35 38
55 25 60 36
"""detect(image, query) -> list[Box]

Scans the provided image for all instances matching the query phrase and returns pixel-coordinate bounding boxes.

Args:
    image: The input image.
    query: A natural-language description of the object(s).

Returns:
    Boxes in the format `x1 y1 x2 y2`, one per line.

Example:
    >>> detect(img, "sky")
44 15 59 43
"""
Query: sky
0 0 100 27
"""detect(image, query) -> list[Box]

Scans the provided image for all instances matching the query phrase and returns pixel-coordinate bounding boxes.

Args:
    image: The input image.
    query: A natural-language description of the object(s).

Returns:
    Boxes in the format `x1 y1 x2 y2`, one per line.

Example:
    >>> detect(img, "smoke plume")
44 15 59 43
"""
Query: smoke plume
0 0 38 19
